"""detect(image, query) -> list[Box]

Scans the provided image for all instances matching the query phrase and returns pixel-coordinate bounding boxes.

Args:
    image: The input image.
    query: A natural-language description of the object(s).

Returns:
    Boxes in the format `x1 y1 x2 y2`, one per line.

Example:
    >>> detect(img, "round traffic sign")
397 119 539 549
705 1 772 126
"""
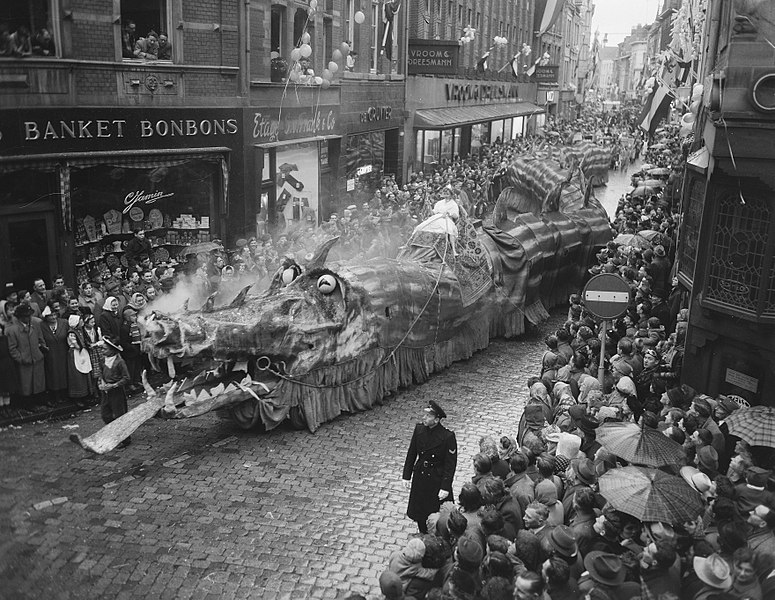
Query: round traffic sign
582 273 631 320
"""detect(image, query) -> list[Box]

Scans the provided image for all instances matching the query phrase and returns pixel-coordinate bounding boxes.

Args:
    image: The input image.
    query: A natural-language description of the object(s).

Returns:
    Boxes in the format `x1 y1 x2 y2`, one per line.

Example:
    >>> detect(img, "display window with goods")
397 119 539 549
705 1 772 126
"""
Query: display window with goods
69 156 223 282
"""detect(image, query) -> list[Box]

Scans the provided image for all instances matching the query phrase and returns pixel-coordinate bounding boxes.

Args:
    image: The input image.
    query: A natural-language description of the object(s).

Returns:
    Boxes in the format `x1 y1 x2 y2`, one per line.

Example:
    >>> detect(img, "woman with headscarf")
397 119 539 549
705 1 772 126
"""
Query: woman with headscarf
81 311 104 396
97 296 121 342
66 313 93 407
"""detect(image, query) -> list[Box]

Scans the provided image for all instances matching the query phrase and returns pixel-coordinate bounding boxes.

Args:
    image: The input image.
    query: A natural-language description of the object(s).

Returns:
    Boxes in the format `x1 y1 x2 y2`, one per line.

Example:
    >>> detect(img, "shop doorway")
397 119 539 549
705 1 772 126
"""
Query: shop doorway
0 210 58 291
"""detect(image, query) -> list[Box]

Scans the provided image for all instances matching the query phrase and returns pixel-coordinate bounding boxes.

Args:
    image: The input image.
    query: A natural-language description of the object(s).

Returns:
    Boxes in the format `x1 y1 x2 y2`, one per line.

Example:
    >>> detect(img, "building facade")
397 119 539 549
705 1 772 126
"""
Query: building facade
0 0 406 290
678 0 775 405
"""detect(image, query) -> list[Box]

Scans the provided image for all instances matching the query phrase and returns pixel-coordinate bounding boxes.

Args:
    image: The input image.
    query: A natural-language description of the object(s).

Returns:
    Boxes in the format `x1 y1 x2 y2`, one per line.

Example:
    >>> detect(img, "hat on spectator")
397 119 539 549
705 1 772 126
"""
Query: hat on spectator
746 466 770 488
680 466 712 494
102 336 123 353
568 404 587 422
666 386 685 406
549 525 578 557
697 446 719 472
645 522 675 542
524 404 546 429
378 570 404 600
597 406 620 422
654 245 666 257
456 536 484 564
579 415 600 434
693 554 732 590
584 551 626 586
716 396 740 415
571 458 596 486
424 401 446 419
13 303 34 318
556 432 582 459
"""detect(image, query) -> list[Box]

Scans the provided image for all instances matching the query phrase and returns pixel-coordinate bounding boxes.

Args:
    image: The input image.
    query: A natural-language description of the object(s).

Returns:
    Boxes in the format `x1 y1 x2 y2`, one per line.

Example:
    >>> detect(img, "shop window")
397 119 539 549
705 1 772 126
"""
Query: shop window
342 132 385 213
423 130 440 168
490 120 504 144
440 130 453 164
1 0 57 58
273 142 320 229
415 132 424 170
504 119 512 141
120 0 171 61
678 175 704 285
271 5 285 55
69 158 220 282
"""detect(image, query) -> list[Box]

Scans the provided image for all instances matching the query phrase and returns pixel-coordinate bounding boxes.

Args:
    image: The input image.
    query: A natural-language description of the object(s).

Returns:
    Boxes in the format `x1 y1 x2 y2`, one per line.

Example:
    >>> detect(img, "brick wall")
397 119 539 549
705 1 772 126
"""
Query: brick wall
71 0 114 60
185 73 239 97
74 69 116 97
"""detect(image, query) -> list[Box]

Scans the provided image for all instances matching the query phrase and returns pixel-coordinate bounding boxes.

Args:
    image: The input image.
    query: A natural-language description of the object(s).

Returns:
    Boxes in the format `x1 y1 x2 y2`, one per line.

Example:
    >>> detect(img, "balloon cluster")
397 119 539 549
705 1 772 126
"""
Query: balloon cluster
460 26 476 44
493 36 508 46
680 82 703 137
286 1 351 88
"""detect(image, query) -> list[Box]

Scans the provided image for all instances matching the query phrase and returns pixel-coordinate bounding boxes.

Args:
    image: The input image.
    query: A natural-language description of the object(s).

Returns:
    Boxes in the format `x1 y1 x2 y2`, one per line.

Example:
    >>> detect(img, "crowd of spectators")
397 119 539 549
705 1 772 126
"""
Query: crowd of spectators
355 121 775 600
0 23 55 57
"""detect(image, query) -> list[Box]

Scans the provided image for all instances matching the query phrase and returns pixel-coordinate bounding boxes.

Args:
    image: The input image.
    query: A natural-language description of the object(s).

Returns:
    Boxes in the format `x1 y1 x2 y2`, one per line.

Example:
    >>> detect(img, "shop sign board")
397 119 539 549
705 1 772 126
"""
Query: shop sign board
534 65 559 84
250 105 339 144
0 107 241 155
408 39 459 75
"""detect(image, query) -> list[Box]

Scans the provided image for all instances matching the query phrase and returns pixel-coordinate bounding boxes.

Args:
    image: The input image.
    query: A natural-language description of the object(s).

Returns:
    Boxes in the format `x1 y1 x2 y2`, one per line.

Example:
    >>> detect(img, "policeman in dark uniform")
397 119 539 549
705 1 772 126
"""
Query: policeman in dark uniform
402 400 457 533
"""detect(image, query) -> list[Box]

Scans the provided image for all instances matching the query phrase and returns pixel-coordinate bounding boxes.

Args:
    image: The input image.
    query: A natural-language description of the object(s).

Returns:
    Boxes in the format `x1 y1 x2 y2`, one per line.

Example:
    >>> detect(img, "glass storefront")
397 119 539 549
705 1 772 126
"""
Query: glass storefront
69 156 223 282
341 131 386 216
274 141 320 229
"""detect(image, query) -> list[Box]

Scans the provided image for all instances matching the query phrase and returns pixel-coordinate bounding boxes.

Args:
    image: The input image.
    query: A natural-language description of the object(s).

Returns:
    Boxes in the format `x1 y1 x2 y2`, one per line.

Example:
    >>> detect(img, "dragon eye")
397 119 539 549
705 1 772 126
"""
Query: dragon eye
317 274 337 294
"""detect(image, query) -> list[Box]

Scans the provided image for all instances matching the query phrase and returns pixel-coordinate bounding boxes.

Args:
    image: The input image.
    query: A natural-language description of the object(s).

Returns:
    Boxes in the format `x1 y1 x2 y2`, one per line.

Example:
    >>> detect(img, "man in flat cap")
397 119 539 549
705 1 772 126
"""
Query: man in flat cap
402 400 457 533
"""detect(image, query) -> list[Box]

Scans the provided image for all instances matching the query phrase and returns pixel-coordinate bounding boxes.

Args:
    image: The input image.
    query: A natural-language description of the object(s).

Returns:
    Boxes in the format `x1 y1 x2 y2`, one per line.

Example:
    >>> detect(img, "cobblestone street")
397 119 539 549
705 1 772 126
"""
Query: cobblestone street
0 313 563 600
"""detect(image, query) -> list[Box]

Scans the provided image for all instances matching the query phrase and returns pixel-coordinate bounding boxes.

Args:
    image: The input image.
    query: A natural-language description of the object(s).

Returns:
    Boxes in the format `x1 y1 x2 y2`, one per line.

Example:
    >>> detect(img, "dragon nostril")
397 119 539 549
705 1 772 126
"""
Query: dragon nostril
308 343 314 350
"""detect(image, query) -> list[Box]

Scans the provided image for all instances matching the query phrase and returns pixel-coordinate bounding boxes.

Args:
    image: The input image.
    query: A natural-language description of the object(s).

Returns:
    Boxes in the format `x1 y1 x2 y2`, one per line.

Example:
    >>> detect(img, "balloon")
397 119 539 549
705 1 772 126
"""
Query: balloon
340 42 350 55
321 79 331 89
302 32 311 44
332 49 343 61
314 76 323 85
300 43 312 58
692 83 704 95
690 100 700 113
691 92 702 103
322 68 333 80
328 61 339 73
681 112 695 124
290 47 301 62
354 10 365 24
310 0 318 8
289 70 300 83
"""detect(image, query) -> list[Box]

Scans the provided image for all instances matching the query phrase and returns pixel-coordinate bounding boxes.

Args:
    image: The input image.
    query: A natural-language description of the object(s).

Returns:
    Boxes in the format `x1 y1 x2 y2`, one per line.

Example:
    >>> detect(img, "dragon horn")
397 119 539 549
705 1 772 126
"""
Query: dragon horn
141 370 156 397
228 284 253 309
307 236 340 270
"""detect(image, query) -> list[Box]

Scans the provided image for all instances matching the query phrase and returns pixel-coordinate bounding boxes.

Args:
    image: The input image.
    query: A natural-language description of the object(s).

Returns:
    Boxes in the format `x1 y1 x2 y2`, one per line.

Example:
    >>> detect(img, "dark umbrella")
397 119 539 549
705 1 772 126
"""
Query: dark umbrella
599 466 704 524
614 233 652 250
630 186 654 198
596 422 686 467
637 229 663 243
725 406 775 448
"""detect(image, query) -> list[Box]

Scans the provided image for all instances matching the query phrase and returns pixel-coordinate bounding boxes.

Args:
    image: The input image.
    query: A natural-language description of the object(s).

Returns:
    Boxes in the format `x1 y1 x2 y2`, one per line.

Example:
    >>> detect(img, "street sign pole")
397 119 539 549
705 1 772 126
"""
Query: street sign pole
598 318 608 389
582 273 631 391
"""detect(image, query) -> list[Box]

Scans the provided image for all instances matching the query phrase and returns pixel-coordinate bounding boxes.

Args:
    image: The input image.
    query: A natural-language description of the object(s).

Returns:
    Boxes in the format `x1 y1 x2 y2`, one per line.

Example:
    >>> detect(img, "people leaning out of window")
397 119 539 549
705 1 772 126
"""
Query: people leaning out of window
0 24 35 58
134 30 160 60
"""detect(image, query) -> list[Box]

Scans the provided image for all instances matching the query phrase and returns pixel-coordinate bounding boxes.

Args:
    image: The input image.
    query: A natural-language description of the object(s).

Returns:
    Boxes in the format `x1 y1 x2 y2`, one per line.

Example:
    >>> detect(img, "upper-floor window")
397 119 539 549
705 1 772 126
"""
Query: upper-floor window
121 0 172 62
271 5 286 55
1 0 57 58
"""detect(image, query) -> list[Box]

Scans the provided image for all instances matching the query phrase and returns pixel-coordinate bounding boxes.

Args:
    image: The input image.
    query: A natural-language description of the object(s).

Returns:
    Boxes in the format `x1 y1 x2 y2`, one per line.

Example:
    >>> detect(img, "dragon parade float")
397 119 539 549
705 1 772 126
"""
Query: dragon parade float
71 141 613 453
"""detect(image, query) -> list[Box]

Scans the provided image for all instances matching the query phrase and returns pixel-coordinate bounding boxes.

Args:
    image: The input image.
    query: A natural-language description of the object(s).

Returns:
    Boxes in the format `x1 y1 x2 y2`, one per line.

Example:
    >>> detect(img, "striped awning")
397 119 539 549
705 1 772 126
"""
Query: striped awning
414 102 544 129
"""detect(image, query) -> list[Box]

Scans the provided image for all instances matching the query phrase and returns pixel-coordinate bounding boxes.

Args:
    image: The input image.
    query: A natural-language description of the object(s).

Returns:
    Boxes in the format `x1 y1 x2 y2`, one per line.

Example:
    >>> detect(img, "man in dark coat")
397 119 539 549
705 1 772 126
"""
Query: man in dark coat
402 400 457 533
6 303 47 407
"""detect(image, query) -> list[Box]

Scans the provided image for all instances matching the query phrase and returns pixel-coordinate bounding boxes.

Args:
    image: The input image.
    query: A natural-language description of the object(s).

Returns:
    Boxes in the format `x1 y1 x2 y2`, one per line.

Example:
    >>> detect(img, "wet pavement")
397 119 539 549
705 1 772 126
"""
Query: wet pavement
0 313 565 599
595 158 642 220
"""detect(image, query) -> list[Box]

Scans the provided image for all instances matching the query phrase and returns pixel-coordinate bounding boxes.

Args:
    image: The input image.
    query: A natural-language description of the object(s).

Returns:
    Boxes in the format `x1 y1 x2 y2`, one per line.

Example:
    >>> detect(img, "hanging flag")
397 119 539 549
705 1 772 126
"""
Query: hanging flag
476 51 489 73
381 0 401 60
639 82 674 135
674 59 692 85
510 56 519 78
537 0 566 37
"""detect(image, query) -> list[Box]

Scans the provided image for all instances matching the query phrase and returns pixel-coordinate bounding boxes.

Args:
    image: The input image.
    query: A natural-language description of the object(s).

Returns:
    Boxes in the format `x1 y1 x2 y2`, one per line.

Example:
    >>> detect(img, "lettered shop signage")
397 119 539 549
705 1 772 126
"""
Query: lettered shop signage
408 40 459 75
251 106 340 144
0 108 241 155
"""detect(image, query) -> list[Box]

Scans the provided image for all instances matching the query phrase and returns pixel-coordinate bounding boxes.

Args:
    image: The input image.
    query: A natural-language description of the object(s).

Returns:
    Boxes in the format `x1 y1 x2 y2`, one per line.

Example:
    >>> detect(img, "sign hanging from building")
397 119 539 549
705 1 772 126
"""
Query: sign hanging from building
533 65 559 84
408 39 460 75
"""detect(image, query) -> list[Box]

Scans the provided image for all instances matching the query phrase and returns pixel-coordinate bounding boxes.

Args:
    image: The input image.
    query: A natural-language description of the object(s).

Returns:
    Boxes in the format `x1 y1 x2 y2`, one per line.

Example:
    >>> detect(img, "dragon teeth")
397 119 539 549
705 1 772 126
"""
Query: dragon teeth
210 383 226 397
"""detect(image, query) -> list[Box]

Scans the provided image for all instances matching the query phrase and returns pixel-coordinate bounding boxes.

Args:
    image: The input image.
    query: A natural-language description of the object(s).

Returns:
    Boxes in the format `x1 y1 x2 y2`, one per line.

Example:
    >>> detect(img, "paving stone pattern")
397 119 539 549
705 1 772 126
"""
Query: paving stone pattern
0 313 565 599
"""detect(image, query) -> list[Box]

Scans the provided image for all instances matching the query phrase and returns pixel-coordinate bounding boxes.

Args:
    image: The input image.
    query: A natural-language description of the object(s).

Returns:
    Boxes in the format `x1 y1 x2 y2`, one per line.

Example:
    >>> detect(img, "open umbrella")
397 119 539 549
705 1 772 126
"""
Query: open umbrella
725 406 775 447
640 179 664 188
599 466 704 524
614 233 652 250
630 185 654 198
637 229 663 243
647 167 671 177
596 422 686 467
